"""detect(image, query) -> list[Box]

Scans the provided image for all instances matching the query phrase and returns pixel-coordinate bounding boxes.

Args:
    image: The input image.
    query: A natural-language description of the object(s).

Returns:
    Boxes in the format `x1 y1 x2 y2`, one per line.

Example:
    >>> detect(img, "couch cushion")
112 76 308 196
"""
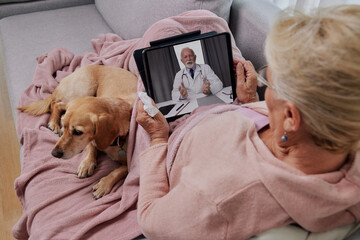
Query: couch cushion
229 0 280 70
0 4 113 124
95 0 232 40
0 0 33 4
0 0 94 19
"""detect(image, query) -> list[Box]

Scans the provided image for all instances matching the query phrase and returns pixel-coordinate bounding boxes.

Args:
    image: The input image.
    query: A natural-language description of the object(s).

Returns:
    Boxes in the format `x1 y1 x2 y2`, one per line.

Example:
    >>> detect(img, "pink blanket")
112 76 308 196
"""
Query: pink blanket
13 10 243 240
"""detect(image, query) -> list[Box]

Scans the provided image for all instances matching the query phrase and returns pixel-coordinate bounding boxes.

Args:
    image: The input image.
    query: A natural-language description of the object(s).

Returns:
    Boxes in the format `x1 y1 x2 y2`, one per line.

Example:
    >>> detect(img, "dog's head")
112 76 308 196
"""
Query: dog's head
51 96 131 159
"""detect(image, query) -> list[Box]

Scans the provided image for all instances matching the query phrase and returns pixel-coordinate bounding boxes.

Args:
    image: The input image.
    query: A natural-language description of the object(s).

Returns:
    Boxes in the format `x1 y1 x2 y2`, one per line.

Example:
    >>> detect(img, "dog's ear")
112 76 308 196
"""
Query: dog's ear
116 102 131 137
91 113 119 150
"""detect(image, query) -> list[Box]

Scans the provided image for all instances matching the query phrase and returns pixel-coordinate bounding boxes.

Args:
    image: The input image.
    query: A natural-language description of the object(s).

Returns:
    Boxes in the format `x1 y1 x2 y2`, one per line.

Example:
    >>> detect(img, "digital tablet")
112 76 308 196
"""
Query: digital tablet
134 31 236 122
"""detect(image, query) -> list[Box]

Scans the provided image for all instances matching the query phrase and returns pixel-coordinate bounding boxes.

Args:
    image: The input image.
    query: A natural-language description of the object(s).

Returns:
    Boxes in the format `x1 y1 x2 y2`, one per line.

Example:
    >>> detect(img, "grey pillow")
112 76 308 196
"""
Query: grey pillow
0 0 33 4
95 0 232 40
0 0 34 3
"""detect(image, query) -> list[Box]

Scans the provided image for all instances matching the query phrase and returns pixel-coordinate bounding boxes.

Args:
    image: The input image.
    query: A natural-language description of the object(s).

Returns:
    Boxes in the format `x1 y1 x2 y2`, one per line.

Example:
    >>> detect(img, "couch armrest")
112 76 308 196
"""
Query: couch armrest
229 0 280 69
0 0 94 19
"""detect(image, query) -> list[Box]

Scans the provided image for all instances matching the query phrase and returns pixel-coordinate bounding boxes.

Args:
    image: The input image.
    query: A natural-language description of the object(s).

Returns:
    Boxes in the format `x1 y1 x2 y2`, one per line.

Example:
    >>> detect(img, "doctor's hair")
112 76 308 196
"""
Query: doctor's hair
265 4 360 152
180 47 195 56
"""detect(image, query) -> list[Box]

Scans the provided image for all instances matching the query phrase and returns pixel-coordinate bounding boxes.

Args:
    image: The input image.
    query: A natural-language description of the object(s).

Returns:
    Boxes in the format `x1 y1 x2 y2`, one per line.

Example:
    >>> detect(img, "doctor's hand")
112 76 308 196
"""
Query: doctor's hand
235 59 258 103
178 82 188 99
136 100 169 146
202 78 210 94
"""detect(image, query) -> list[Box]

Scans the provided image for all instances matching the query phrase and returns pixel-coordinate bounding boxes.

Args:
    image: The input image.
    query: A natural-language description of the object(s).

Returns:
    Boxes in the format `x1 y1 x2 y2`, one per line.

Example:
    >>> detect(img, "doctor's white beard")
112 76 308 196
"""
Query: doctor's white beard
185 61 194 69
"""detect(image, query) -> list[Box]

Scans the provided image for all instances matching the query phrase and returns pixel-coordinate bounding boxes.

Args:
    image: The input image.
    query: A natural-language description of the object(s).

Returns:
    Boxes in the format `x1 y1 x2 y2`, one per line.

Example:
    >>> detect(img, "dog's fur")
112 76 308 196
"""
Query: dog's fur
18 65 138 199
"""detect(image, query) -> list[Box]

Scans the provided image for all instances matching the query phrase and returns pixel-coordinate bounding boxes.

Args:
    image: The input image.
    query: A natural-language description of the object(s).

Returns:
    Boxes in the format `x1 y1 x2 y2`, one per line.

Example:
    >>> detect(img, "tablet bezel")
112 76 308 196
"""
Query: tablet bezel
141 32 236 121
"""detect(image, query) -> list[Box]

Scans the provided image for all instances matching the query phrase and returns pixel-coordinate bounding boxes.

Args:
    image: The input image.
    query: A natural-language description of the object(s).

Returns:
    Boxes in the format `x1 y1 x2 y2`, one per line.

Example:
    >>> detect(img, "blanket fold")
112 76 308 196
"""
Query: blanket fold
13 10 243 240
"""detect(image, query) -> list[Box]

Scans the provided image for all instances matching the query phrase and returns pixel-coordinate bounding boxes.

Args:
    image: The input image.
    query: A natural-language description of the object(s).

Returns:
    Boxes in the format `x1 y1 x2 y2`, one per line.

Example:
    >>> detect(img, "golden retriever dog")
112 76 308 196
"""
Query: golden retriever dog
18 65 137 199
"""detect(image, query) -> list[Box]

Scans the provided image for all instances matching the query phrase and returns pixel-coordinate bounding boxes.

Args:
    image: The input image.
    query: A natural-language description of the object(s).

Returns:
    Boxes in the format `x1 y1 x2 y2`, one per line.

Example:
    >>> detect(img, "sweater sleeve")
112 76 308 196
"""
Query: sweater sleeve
137 143 227 240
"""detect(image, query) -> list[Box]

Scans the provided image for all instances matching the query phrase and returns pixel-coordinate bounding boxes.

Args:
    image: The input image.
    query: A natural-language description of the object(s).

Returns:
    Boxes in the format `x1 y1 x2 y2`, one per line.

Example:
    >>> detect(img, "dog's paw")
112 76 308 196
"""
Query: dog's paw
77 159 97 178
47 121 61 134
92 177 112 199
58 128 64 137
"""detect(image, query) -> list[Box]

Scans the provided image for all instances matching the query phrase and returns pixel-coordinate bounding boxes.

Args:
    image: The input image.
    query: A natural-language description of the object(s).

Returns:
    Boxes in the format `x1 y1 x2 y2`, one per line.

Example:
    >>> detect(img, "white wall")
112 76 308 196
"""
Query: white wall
173 40 205 67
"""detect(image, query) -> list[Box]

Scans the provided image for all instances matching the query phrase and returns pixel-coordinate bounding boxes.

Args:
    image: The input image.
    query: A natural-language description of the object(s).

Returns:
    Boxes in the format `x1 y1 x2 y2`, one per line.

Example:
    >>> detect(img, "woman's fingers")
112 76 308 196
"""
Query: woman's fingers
236 61 245 85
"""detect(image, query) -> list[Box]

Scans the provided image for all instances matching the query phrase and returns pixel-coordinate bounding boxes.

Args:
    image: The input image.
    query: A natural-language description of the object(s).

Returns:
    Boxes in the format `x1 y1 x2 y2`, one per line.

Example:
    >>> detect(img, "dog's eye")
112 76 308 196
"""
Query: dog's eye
72 129 83 136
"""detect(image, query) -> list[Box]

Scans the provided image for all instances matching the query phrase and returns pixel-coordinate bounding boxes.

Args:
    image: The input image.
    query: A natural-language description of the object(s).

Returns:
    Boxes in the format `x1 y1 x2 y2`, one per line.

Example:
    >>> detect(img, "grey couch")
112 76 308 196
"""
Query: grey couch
0 0 279 125
1 0 359 239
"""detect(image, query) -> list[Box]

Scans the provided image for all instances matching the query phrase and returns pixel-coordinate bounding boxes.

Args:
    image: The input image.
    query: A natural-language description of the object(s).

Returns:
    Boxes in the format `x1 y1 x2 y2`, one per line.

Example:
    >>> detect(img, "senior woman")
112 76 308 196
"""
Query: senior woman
136 5 360 240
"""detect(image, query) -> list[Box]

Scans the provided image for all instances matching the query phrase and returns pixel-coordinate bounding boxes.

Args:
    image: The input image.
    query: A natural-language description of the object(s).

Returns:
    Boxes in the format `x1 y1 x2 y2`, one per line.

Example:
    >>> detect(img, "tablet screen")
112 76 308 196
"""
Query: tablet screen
142 32 236 121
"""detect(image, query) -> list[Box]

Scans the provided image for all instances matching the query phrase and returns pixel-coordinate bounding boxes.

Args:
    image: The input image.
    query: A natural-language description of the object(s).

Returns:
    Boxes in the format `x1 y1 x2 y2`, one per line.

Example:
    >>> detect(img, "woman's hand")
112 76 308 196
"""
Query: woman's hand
234 59 258 103
136 99 170 146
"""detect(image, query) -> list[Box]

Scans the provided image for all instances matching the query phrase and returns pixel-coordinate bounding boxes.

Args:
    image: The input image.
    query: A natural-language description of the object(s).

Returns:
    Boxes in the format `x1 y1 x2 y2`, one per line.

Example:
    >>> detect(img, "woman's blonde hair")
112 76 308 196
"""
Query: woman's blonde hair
265 5 360 152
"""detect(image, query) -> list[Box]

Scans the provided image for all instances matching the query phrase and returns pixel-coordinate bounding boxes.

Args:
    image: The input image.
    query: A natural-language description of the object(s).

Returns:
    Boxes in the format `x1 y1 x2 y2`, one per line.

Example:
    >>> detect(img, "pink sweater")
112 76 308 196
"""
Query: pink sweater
137 103 360 239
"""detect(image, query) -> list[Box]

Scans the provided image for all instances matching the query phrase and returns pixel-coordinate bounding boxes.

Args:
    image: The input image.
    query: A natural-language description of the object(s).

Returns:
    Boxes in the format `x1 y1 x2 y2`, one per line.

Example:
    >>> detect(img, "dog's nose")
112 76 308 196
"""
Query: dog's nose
51 149 64 158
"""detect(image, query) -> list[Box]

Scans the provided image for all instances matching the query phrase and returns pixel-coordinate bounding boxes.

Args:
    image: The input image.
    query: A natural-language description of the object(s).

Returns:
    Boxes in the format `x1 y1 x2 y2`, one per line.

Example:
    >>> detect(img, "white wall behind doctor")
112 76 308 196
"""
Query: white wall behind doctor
173 40 205 67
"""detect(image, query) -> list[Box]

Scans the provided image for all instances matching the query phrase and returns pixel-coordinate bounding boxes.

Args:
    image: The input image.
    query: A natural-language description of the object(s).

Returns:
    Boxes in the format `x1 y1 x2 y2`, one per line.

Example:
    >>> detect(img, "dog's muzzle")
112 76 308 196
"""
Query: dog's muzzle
51 148 64 158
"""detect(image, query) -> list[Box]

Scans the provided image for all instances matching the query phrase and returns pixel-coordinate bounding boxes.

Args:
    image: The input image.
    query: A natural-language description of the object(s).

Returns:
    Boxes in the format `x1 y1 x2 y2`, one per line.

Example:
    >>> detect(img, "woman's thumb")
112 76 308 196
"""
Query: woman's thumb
236 62 245 84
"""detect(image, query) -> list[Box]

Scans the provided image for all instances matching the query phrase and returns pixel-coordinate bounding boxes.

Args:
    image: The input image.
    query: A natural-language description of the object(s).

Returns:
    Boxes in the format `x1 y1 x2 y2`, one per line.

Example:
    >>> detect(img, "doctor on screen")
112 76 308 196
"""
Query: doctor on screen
171 47 223 101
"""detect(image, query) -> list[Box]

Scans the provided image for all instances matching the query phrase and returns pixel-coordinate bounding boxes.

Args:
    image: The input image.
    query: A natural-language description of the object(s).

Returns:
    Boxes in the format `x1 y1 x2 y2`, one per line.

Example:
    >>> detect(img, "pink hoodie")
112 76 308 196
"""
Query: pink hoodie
137 102 360 239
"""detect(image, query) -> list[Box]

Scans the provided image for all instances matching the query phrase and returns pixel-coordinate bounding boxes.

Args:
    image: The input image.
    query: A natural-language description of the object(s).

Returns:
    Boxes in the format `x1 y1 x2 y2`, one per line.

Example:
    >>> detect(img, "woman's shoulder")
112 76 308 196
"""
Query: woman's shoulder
181 110 258 158
176 111 265 199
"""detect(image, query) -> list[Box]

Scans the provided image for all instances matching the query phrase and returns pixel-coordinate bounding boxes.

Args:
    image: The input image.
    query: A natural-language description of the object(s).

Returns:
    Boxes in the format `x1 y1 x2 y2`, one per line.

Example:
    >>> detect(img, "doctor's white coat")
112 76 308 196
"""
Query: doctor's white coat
171 64 223 101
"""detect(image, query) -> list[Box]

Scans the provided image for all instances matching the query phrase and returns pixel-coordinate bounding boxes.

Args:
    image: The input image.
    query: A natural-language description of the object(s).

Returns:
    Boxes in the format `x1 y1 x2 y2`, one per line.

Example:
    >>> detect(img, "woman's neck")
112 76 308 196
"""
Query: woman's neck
260 128 349 175
280 146 348 174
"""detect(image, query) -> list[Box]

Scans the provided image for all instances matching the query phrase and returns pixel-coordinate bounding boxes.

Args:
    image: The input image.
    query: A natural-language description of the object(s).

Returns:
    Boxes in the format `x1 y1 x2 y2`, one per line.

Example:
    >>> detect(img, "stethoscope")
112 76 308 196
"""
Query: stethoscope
180 66 204 86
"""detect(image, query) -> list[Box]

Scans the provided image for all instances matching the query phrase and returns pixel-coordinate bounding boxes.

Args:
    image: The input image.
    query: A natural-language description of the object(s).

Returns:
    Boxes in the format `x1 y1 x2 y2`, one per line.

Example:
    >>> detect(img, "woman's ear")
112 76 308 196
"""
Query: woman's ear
283 102 301 132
